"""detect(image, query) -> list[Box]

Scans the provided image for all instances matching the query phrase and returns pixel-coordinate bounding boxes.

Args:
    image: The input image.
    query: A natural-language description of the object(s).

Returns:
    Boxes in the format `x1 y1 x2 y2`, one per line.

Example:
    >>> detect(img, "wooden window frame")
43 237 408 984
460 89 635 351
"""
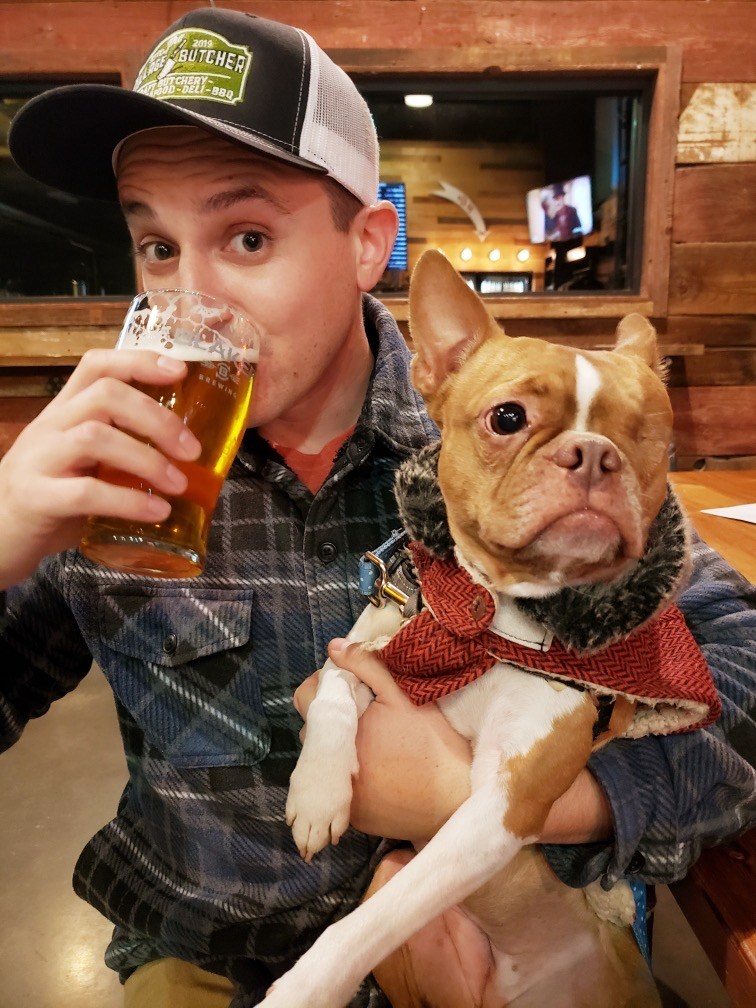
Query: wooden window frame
0 45 681 364
334 44 682 322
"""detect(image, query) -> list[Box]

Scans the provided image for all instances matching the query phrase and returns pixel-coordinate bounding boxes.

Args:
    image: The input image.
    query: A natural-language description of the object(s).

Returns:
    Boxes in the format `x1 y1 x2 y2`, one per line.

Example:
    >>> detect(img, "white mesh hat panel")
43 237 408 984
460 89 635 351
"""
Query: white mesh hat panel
298 32 379 206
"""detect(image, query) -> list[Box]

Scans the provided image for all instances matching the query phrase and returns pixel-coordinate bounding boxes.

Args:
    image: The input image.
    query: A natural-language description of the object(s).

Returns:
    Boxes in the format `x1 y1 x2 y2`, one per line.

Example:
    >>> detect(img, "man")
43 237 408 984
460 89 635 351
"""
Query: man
561 246 618 290
545 183 584 242
2 7 754 1008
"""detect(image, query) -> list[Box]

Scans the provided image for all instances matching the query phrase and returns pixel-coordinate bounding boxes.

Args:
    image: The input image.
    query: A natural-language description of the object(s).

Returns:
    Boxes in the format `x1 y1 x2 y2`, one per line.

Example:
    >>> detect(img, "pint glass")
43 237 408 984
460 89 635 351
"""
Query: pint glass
80 290 259 578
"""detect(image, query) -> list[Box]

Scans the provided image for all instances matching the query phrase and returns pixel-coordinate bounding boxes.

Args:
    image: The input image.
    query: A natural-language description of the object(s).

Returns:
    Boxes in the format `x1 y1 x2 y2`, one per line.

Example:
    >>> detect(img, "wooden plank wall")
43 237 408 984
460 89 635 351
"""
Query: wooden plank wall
0 0 754 466
380 139 547 283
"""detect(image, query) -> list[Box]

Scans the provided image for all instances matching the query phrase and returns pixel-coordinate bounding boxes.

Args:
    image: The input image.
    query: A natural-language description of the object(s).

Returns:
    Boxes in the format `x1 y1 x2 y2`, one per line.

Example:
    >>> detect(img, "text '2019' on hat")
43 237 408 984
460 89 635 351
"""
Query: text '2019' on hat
9 7 379 206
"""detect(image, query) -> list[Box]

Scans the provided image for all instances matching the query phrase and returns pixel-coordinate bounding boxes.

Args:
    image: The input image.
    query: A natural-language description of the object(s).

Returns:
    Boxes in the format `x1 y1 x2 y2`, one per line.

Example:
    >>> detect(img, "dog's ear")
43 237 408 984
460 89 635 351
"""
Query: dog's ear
613 313 666 379
408 249 499 398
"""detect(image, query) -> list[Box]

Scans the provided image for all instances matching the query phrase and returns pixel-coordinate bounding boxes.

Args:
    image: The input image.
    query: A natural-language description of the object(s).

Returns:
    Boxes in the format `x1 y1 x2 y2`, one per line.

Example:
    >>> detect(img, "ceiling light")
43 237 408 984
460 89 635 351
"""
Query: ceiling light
460 247 473 262
488 248 501 263
516 248 531 263
404 94 433 109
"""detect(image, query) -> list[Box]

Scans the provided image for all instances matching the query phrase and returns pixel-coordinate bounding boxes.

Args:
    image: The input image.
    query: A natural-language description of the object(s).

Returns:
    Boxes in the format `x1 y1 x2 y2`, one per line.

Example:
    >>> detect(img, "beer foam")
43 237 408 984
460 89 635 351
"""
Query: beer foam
142 342 259 364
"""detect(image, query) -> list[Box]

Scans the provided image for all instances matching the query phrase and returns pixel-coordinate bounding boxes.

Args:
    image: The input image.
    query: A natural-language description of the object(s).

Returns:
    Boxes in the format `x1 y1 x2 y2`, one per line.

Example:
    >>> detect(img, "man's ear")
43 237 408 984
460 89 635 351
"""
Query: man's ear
354 201 400 292
409 249 499 399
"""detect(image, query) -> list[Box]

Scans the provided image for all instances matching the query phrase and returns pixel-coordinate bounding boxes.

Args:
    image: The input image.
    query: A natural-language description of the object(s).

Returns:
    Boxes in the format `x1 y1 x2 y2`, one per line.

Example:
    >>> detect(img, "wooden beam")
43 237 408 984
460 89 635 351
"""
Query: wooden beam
668 243 756 315
662 315 756 347
1 2 754 83
667 349 756 388
382 295 655 323
670 386 756 455
673 165 756 244
0 327 117 364
0 302 127 327
678 84 756 163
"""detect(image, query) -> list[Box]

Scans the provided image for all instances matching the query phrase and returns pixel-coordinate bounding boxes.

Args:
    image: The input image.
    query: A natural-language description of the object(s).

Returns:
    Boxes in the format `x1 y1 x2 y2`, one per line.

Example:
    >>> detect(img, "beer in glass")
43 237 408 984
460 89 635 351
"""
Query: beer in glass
80 290 259 578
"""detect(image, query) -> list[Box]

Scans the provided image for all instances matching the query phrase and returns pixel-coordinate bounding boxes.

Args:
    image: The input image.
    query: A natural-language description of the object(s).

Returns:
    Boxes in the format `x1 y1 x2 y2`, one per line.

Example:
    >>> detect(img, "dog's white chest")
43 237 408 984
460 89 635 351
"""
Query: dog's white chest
438 662 583 759
438 588 565 747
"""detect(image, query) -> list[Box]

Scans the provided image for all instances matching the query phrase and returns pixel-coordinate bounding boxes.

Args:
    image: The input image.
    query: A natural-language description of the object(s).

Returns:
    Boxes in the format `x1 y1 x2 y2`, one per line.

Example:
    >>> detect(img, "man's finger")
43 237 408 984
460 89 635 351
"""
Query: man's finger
326 638 406 702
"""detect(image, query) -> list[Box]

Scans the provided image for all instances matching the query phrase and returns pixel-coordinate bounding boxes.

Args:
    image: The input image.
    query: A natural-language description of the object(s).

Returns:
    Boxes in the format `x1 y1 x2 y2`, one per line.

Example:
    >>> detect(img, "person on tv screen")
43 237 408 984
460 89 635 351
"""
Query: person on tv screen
545 182 583 242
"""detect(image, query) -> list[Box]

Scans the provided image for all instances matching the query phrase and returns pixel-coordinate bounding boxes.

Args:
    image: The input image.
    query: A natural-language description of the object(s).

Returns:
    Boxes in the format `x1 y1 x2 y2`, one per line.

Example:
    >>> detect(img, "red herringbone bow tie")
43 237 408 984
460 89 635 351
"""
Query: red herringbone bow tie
380 543 721 735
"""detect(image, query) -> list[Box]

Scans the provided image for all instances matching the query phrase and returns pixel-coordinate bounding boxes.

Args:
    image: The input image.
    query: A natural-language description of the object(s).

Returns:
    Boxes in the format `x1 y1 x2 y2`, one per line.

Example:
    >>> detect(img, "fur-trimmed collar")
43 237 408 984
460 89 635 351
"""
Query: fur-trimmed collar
394 440 690 653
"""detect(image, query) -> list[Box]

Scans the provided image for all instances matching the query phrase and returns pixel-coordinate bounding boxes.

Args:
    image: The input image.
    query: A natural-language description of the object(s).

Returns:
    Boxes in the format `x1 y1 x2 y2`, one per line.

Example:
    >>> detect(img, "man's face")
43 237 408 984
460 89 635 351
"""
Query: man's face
117 126 371 432
595 257 615 288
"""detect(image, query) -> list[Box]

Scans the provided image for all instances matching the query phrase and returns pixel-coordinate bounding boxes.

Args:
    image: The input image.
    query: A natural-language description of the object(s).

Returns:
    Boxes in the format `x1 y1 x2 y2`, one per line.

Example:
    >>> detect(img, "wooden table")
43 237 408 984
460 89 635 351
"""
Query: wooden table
666 470 755 1006
670 469 756 584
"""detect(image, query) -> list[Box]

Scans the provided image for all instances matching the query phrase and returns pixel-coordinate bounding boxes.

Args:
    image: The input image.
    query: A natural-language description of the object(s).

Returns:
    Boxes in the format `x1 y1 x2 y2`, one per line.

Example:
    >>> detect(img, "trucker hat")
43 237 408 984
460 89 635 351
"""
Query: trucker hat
9 7 379 205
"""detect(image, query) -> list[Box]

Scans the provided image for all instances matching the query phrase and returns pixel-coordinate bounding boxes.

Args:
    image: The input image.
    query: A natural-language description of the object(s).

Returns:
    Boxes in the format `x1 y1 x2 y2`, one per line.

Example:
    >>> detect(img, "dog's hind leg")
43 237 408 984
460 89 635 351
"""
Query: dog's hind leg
365 848 496 1008
264 670 597 1008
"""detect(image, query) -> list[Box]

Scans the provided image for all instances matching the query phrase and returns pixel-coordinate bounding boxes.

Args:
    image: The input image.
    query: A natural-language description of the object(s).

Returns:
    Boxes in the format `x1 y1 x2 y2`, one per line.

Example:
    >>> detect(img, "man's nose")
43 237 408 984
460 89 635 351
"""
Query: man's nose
170 252 226 303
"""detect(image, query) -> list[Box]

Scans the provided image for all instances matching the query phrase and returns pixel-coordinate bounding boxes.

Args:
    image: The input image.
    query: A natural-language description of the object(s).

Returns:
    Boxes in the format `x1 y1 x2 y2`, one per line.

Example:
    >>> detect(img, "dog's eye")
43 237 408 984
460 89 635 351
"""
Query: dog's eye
487 402 527 435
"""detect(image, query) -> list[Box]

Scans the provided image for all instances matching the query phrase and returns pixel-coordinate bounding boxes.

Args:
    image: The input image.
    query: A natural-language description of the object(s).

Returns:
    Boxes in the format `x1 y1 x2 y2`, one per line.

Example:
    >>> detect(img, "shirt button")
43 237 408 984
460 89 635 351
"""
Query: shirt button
347 441 364 464
162 633 178 656
317 541 338 564
627 852 646 874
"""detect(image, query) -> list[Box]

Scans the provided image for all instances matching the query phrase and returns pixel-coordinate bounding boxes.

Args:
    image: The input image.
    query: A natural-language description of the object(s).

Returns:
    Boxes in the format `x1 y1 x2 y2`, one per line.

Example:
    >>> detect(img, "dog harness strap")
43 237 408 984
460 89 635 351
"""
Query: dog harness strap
591 693 617 741
380 543 722 735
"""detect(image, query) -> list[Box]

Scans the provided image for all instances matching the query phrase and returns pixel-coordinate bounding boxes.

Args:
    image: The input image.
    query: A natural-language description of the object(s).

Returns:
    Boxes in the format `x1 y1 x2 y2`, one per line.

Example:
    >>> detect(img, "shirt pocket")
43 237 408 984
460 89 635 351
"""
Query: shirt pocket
96 585 270 767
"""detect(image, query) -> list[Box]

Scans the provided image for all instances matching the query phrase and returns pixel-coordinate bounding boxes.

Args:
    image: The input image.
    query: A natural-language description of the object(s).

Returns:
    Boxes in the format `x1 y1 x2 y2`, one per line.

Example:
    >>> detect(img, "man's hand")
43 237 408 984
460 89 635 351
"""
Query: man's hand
295 638 612 846
0 349 201 588
295 638 472 844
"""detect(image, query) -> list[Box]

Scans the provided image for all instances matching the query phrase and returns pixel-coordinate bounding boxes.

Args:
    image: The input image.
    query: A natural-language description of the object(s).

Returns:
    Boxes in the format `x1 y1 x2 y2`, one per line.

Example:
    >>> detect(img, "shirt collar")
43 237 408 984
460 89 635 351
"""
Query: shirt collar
355 294 437 457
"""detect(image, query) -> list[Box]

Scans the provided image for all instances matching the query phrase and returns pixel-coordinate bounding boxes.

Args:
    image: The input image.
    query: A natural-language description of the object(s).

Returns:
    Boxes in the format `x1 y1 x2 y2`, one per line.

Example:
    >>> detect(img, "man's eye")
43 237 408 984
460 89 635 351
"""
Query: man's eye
137 241 173 263
232 231 266 254
152 243 173 261
486 402 528 435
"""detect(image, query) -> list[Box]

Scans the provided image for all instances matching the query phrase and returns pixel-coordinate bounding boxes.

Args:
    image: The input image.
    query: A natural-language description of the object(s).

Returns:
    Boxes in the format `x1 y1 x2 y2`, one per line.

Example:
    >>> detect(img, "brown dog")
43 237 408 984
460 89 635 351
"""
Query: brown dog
268 250 720 1007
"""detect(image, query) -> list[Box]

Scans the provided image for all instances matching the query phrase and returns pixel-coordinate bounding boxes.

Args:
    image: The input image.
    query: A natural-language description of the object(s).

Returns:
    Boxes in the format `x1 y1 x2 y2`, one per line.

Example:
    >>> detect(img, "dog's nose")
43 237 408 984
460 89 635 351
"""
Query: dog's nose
552 434 621 486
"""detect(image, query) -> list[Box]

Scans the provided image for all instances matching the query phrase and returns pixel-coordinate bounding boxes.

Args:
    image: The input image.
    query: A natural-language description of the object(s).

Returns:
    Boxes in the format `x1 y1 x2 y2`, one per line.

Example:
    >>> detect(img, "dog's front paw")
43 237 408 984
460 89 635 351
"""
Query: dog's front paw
286 747 356 861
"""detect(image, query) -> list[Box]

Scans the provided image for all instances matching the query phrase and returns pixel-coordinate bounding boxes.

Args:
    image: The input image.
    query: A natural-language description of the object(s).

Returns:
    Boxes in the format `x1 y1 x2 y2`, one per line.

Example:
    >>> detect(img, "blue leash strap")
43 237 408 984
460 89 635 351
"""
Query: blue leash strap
629 879 652 966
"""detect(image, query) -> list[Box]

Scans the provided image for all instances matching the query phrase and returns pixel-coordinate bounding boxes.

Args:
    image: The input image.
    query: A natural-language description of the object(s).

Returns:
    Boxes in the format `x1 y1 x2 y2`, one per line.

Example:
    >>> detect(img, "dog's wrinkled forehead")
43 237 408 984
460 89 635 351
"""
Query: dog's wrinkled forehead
442 331 662 442
407 249 667 433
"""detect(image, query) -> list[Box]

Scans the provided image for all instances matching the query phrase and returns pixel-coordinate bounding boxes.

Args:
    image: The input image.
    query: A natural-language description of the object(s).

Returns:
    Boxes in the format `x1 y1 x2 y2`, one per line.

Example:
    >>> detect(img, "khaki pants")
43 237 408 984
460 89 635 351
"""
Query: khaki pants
124 958 236 1007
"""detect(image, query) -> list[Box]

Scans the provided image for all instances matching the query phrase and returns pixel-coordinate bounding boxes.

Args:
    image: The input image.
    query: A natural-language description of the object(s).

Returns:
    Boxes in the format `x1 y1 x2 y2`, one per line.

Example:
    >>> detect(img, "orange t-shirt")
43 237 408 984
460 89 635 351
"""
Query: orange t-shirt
270 426 356 494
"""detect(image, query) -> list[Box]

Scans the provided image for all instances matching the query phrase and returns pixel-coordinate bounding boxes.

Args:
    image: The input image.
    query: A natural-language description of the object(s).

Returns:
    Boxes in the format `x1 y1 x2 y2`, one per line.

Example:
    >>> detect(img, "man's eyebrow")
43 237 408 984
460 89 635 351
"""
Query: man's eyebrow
204 185 291 214
121 200 154 220
120 185 291 221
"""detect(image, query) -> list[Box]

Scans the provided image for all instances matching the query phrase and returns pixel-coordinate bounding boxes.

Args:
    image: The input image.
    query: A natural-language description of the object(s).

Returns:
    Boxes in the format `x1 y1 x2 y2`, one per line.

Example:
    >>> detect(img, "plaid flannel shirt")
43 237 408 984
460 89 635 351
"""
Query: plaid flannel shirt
0 296 436 1006
1 295 755 1005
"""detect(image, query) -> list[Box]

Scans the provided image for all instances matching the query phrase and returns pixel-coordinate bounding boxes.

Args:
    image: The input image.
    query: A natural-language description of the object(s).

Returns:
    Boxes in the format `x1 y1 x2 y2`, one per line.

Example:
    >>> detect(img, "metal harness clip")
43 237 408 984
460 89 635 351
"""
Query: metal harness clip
358 528 418 616
361 550 410 609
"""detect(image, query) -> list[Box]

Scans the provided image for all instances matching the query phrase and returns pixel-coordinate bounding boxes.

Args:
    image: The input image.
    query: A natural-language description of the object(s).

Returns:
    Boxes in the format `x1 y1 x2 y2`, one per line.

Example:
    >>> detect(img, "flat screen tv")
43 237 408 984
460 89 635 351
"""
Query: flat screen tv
526 175 593 244
378 181 408 271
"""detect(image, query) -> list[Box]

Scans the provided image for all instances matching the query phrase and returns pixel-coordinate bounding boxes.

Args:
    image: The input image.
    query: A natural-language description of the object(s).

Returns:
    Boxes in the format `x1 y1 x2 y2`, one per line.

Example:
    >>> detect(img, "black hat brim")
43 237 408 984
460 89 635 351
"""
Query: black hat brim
9 83 326 202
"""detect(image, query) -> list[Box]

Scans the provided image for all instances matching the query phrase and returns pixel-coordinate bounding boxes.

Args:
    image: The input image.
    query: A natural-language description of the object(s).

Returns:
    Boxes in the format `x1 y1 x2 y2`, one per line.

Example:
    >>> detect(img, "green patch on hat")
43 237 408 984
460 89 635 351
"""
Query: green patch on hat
135 28 253 107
